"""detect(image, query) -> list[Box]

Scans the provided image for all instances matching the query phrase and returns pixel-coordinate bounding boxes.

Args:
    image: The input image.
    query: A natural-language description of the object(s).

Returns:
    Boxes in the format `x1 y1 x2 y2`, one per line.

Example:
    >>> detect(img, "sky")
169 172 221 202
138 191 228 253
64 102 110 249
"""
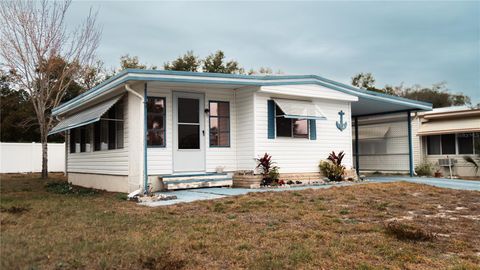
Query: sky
67 1 480 103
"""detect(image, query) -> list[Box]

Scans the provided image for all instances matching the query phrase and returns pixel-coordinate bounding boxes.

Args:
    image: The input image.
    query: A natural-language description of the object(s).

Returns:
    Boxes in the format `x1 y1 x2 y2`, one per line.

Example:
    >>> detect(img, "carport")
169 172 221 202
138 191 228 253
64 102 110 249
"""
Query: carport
349 89 432 176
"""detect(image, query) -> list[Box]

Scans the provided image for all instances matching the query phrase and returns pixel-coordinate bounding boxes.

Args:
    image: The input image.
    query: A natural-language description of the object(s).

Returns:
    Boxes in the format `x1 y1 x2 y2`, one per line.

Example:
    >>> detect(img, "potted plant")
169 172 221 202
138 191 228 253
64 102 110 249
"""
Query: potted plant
434 167 443 178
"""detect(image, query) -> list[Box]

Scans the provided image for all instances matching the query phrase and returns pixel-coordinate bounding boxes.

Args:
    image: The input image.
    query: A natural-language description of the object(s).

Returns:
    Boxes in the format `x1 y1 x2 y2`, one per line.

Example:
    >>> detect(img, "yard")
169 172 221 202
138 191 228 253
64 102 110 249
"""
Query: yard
1 174 479 269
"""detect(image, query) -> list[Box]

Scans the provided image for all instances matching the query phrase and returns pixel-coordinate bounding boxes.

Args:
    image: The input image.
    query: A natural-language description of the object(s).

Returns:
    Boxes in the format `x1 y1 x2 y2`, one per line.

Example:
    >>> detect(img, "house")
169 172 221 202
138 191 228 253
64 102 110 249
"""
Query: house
49 69 432 193
412 106 480 177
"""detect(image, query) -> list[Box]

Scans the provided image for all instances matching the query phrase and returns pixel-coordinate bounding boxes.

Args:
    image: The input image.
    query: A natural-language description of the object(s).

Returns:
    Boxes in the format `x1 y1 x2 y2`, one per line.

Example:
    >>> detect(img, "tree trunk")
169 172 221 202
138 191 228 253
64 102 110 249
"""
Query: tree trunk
40 126 48 179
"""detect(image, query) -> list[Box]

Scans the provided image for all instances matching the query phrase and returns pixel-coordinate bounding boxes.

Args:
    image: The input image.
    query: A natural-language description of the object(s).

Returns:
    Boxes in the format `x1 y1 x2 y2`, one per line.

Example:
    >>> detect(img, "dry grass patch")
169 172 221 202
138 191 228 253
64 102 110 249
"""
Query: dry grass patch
1 173 479 269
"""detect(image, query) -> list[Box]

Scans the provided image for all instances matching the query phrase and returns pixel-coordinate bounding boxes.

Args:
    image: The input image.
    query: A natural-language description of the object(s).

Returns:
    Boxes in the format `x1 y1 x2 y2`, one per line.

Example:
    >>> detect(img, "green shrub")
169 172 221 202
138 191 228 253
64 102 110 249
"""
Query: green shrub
45 181 98 196
319 151 346 181
319 161 345 181
268 167 280 182
415 161 433 176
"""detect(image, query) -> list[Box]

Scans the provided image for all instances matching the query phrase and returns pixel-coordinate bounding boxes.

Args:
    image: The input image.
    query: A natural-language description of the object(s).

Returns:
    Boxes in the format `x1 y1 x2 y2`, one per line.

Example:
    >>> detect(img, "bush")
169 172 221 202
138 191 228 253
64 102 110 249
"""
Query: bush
256 153 281 186
319 151 346 181
268 167 280 182
45 181 98 196
415 161 433 176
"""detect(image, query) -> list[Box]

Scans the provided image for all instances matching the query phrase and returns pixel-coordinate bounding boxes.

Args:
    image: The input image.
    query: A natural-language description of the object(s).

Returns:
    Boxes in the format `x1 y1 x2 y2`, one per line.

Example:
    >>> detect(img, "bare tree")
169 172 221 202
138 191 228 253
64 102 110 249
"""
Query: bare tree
0 0 101 178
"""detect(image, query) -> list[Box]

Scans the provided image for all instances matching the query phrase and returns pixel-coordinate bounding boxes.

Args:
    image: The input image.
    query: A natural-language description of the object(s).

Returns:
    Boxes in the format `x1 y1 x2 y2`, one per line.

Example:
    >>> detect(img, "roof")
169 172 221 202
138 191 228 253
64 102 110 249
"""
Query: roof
52 69 432 116
419 105 478 115
417 105 480 122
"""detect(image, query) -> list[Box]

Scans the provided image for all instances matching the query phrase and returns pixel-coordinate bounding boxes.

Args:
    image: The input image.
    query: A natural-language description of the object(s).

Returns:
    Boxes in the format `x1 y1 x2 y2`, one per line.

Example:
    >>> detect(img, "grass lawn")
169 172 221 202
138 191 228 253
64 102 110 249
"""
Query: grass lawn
1 174 479 270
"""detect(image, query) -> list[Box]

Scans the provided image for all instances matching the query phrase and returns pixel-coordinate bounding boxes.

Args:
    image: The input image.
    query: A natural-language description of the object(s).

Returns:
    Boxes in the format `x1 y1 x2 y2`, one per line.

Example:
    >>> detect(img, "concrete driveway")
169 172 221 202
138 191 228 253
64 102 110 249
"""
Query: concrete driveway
368 176 480 191
140 176 480 207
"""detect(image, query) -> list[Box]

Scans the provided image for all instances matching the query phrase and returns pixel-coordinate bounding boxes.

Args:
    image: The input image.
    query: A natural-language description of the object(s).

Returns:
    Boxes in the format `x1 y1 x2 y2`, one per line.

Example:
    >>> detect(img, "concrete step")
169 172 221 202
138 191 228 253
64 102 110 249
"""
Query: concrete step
161 173 229 182
159 173 233 190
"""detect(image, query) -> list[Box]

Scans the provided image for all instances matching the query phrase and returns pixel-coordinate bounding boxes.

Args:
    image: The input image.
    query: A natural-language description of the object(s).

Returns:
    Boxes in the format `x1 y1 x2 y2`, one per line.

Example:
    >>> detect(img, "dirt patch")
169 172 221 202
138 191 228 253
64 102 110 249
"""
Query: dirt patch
384 221 437 241
0 205 29 214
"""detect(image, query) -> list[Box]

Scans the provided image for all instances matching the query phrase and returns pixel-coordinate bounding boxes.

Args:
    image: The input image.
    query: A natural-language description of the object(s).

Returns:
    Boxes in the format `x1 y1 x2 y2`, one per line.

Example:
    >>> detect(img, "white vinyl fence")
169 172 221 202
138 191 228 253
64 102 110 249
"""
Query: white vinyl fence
0 142 65 173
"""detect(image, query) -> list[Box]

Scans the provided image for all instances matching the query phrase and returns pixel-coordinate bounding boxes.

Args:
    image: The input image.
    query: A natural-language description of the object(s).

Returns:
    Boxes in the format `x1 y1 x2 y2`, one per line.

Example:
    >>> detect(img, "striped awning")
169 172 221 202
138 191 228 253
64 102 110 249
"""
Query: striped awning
273 98 327 120
49 95 123 135
417 118 480 136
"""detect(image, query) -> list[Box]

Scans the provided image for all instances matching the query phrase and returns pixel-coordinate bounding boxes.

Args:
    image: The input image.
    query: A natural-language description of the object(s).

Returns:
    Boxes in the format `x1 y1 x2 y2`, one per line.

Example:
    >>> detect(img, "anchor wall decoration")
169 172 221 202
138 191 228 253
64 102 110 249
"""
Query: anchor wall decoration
336 110 348 131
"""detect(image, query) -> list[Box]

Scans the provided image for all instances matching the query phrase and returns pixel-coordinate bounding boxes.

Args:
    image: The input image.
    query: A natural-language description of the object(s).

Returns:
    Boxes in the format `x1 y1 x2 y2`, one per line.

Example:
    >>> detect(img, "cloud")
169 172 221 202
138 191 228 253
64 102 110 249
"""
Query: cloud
67 1 480 102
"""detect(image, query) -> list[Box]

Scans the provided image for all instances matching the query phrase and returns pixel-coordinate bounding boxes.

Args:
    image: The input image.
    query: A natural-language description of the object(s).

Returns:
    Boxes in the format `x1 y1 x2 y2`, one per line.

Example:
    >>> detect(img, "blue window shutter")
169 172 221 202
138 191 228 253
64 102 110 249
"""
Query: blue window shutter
309 119 316 140
267 100 275 139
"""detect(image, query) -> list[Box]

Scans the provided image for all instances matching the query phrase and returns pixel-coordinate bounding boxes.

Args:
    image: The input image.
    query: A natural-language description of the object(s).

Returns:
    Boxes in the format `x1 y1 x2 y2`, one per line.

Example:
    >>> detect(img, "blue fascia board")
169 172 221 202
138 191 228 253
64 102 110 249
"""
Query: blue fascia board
125 69 432 108
310 74 432 108
52 70 129 116
52 70 432 116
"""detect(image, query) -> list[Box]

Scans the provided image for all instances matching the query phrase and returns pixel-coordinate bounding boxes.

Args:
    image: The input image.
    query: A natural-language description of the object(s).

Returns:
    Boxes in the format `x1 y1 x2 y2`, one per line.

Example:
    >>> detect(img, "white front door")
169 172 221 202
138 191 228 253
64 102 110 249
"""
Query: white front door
173 92 205 172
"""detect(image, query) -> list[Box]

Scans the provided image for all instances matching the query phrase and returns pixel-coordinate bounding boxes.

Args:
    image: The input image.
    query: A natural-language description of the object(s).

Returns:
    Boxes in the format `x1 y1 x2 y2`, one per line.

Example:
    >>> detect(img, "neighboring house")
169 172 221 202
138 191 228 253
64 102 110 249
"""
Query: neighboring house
49 70 431 193
412 106 480 177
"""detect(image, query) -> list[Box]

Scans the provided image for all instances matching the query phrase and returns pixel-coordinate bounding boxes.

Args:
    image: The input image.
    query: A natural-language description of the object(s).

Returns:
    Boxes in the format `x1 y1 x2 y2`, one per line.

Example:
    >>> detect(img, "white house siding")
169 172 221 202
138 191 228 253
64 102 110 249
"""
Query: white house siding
67 96 129 175
412 113 422 167
145 87 173 175
205 88 236 172
254 92 354 173
234 88 255 170
146 85 237 175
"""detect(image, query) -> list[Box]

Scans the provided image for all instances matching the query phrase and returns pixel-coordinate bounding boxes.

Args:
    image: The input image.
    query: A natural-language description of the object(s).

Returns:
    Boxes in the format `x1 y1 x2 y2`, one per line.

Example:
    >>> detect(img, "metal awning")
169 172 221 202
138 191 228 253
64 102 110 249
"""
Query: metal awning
49 95 123 135
273 98 327 120
417 118 480 136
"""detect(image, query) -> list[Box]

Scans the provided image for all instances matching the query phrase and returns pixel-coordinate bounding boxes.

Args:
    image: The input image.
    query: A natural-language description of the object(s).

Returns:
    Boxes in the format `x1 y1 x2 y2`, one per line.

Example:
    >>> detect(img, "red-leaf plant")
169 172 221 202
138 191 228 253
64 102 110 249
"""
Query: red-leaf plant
255 152 274 178
327 151 345 168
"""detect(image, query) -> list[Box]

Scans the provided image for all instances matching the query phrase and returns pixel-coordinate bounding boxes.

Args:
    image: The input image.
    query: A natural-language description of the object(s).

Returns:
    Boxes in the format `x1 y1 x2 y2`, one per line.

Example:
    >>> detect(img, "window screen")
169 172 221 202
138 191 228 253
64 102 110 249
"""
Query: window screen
441 134 456 155
458 133 474 154
427 135 441 155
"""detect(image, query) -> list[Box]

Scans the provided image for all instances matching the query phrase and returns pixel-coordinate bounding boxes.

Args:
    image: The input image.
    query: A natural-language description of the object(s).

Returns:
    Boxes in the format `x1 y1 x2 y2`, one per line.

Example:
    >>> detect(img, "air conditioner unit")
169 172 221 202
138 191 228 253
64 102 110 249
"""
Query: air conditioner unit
438 158 457 167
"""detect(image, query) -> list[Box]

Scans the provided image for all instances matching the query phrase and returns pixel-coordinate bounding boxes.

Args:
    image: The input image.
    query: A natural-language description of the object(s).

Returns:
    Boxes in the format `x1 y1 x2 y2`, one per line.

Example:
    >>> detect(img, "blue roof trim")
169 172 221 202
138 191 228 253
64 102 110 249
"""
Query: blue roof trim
52 69 432 116
311 74 432 108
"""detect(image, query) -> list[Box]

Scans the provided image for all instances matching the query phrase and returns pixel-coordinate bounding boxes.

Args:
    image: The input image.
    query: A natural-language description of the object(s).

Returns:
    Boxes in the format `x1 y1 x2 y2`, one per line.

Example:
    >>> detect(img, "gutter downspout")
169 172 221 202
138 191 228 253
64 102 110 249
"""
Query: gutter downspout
125 84 148 194
354 116 359 177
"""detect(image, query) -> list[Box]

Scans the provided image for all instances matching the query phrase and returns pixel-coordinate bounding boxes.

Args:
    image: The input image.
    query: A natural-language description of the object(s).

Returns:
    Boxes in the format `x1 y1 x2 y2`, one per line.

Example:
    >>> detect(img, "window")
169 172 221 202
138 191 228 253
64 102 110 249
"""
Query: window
147 97 166 147
441 134 456 154
426 133 480 155
80 126 92 152
275 105 309 138
458 133 474 154
69 129 76 153
426 135 441 155
70 126 91 153
93 98 124 151
209 101 230 147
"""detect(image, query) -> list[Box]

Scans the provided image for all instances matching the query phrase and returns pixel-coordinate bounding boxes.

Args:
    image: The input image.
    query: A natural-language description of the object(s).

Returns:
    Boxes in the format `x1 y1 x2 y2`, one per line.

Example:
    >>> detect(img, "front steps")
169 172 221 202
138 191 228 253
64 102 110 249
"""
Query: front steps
158 173 233 190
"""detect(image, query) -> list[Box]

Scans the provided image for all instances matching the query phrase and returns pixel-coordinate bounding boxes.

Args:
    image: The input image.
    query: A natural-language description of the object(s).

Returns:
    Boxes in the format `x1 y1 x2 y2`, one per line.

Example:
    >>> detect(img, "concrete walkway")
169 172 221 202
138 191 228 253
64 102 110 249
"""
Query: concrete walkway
140 176 480 207
369 176 480 191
